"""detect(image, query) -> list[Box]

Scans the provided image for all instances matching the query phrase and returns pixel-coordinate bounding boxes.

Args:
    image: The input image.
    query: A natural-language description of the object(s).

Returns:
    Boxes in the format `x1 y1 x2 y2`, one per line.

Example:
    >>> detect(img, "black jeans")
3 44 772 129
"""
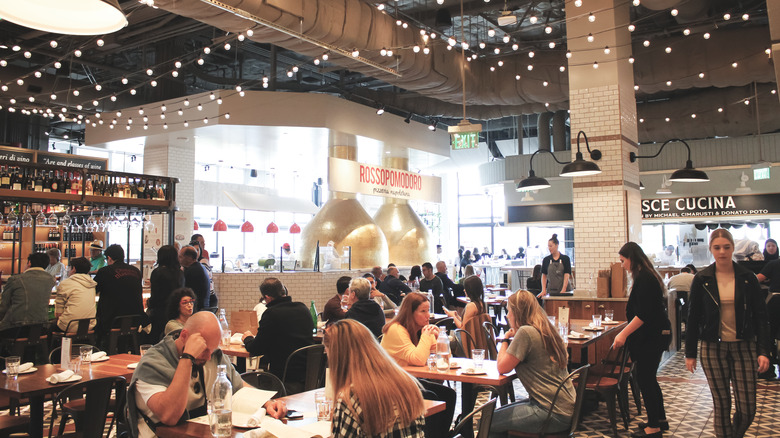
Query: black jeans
631 346 666 428
420 378 456 438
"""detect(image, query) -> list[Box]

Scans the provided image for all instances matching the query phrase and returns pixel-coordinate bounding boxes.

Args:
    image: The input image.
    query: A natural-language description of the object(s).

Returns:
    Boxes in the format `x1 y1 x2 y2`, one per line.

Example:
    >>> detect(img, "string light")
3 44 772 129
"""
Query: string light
515 74 521 80
643 40 650 47
423 46 430 55
528 51 535 58
527 64 533 71
574 0 582 6
628 57 635 64
74 50 82 57
698 72 704 78
703 32 711 39
742 13 749 21
130 88 137 95
97 39 105 47
529 16 537 24
665 47 672 53
559 66 565 72
628 24 635 32
593 61 598 69
54 61 61 69
683 29 691 36
548 42 556 49
0 60 6 67
587 33 594 42
670 9 678 16
604 46 610 54
503 35 510 43
588 13 595 22
544 26 552 34
723 13 731 20
488 28 495 37
566 50 572 58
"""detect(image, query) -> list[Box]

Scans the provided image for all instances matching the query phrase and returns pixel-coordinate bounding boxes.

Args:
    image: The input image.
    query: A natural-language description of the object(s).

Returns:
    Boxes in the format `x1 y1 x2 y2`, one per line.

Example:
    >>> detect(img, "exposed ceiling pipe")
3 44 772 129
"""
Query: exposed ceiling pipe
552 110 567 151
537 112 552 151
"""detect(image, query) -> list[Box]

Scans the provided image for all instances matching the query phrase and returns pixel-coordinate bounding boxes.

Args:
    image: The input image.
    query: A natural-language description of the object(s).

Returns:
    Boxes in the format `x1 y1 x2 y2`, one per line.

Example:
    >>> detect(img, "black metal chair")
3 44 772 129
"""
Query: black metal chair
48 343 97 365
107 315 140 355
450 397 497 438
481 321 499 360
435 317 456 332
508 365 591 437
281 344 327 394
241 371 287 398
50 318 97 349
575 345 630 435
0 322 50 365
48 376 126 438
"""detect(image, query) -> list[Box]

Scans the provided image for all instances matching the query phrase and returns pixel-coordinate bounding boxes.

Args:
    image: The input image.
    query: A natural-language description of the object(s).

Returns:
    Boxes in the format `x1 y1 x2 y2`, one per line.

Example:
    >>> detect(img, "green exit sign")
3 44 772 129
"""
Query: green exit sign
451 132 479 150
754 167 770 180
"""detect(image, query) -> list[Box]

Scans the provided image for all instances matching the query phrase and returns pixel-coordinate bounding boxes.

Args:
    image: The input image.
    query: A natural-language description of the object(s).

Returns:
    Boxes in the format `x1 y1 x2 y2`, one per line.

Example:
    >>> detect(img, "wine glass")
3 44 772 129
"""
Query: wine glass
48 212 58 226
130 214 141 230
98 212 109 231
340 293 350 312
143 214 154 232
60 211 71 227
35 210 46 226
87 212 97 231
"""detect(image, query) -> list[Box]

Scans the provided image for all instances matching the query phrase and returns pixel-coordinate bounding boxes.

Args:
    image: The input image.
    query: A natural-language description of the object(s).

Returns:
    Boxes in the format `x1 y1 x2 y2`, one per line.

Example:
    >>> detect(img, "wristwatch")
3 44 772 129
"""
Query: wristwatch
500 338 512 344
180 353 197 364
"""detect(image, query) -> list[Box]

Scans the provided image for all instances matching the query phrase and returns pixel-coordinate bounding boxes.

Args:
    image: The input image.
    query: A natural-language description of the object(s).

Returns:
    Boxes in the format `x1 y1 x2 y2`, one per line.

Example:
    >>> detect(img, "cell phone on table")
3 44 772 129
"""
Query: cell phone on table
286 409 303 420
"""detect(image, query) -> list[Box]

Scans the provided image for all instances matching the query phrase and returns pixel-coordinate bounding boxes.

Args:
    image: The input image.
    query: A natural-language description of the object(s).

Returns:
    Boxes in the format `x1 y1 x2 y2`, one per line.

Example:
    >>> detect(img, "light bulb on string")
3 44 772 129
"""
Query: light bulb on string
50 93 57 100
593 61 598 69
528 51 535 58
224 43 231 51
247 29 254 36
566 50 572 58
352 49 359 57
479 42 486 49
723 13 730 20
238 34 245 41
178 109 183 115
718 107 723 112
742 14 749 21
150 80 158 87
197 58 204 65
413 45 420 53
50 40 58 48
604 46 610 54
54 61 61 69
130 88 137 95
493 48 500 54
72 89 79 96
184 99 190 106
665 46 672 53
163 123 168 129
548 41 556 49
95 84 102 90
691 114 696 118
203 118 208 124
204 47 211 54
574 0 582 6
217 98 223 104
424 46 430 54
683 29 690 36
588 12 595 22
490 66 495 72
146 68 153 75
544 26 552 34
703 33 710 39
559 66 565 72
175 61 182 68
503 35 510 43
527 64 533 71
529 16 537 24
515 74 521 80
97 39 104 47
209 93 215 100
512 43 519 51
74 50 82 57
732 62 738 68
666 80 672 86
670 9 678 16
0 60 6 67
698 72 704 78
665 117 670 122
628 57 635 63
11 45 19 51
633 0 640 5
184 120 189 127
197 104 203 111
488 28 495 37
543 81 548 87
34 71 42 78
172 70 178 77
497 60 504 67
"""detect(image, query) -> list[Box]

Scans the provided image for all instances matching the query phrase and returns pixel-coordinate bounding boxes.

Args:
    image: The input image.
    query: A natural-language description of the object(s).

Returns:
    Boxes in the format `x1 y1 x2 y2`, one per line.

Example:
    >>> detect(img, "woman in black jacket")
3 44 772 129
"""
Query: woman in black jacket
613 242 668 438
685 228 770 438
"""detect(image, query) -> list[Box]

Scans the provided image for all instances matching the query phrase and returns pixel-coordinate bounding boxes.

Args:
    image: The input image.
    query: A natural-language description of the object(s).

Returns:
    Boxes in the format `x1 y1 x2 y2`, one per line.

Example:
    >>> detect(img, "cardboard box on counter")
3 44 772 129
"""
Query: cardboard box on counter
611 263 627 298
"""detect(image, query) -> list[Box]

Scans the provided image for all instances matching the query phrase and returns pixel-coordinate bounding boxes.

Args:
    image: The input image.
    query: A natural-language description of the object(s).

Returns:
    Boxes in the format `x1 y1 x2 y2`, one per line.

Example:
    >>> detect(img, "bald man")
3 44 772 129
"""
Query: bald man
128 312 286 437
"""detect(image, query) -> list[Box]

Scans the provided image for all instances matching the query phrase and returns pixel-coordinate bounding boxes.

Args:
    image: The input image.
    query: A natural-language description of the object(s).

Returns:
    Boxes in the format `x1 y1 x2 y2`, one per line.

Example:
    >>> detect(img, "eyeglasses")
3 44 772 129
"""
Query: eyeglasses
180 299 196 306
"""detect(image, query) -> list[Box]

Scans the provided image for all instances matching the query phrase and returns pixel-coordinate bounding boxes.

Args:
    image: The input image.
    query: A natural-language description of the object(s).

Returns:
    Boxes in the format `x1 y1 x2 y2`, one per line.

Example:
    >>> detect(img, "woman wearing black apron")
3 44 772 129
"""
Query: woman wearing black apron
537 234 572 298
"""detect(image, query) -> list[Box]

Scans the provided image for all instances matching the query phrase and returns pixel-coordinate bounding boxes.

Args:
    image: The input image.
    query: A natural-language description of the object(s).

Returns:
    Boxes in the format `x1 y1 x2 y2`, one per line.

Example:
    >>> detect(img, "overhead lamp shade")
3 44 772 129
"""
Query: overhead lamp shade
240 221 254 232
212 219 227 232
0 0 128 35
560 154 602 177
193 220 199 230
639 181 645 190
516 171 551 192
266 221 279 233
289 223 301 234
669 161 710 182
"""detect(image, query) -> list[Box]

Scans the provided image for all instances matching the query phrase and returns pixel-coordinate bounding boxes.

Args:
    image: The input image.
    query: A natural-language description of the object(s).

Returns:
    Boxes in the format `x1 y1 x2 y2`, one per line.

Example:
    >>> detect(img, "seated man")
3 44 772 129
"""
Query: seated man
419 262 445 314
128 312 286 437
45 248 68 281
54 257 97 334
0 252 54 332
322 276 351 323
345 277 385 338
242 278 313 390
379 266 411 305
435 261 465 308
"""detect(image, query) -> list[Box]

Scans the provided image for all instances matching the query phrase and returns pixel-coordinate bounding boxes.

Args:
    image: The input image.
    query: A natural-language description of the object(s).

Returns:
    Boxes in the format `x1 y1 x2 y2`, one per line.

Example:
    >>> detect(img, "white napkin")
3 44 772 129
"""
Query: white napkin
230 333 244 345
127 363 138 369
49 369 74 383
243 428 273 438
18 362 34 372
246 406 266 428
569 331 585 337
91 351 107 361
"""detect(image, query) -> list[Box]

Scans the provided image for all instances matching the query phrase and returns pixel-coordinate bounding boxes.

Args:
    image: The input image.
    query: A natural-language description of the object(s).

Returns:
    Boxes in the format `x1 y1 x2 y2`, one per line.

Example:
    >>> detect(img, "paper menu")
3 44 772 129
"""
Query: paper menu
558 307 569 327
61 337 71 370
231 387 277 415
261 418 329 438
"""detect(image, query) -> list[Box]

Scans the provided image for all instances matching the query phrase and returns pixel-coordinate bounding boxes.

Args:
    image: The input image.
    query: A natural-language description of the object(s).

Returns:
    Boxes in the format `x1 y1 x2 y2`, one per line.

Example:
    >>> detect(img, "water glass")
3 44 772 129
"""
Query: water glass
472 349 485 371
208 401 232 438
5 356 20 379
558 323 569 339
314 389 332 421
140 344 153 357
436 351 450 372
80 345 93 367
340 294 350 311
604 310 614 322
548 315 556 326
427 354 437 371
592 314 602 328
69 356 81 374
221 330 232 348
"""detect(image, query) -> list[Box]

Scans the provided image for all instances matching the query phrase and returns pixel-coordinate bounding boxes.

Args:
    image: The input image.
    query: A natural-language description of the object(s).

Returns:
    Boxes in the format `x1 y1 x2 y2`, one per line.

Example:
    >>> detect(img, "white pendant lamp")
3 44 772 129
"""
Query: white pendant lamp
0 0 127 36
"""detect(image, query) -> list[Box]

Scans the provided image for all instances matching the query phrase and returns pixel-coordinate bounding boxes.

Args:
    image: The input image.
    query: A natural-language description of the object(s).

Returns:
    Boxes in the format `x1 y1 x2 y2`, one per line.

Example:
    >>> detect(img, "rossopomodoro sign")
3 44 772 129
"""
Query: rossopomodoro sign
328 157 442 203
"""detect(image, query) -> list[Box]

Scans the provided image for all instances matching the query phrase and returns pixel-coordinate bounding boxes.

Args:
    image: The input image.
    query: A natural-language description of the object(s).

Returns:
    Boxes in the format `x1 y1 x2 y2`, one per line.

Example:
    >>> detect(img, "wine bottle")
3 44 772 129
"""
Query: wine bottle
84 174 93 196
11 168 21 191
33 170 43 192
0 166 10 189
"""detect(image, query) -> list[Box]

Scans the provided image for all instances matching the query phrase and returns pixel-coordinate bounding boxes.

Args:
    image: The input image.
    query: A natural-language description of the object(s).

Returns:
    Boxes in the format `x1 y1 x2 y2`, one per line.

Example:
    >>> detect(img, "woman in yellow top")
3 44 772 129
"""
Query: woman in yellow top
381 292 456 438
326 319 426 438
381 292 440 366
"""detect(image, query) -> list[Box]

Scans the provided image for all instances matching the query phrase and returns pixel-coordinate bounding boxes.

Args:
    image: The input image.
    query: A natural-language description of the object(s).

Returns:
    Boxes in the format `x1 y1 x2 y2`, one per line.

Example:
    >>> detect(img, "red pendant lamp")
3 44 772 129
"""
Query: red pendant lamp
289 223 301 234
193 220 199 230
266 221 279 233
240 221 254 232
212 219 227 231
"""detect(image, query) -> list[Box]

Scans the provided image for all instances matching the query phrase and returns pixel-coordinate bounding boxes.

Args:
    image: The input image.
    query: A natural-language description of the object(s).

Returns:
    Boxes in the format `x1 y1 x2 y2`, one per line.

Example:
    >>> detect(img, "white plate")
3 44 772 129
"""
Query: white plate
231 412 262 429
47 374 83 384
460 368 487 376
127 362 138 369
583 326 604 331
568 334 589 340
91 356 109 362
2 367 37 374
602 320 620 325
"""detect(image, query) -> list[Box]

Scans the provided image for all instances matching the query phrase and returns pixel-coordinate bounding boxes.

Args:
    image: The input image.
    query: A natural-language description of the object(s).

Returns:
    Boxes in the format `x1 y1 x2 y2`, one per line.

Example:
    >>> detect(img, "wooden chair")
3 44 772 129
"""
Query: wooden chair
574 345 630 436
50 318 97 349
508 364 591 438
450 398 497 438
0 322 50 364
48 376 126 438
107 315 140 355
0 415 30 438
241 371 287 398
281 344 327 395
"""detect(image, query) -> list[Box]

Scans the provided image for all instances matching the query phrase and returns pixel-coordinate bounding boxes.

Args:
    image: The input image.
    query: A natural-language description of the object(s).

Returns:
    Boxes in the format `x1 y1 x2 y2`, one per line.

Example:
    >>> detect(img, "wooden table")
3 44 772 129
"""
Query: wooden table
0 354 140 438
403 359 515 415
565 319 626 365
221 344 251 373
156 388 445 437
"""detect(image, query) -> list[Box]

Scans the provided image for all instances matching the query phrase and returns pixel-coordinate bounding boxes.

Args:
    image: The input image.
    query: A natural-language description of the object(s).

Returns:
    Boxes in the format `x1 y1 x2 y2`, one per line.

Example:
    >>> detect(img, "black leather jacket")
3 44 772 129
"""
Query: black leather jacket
685 262 771 359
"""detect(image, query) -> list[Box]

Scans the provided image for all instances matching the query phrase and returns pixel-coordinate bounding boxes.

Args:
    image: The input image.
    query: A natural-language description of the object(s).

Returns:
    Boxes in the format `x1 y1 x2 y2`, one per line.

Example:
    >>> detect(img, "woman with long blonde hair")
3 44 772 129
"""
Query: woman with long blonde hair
490 290 574 436
326 319 426 437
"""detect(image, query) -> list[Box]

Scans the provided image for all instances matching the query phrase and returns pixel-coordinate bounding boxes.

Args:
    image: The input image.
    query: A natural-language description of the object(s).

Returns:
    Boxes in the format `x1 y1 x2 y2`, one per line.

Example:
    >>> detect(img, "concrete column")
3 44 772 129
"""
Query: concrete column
566 0 642 288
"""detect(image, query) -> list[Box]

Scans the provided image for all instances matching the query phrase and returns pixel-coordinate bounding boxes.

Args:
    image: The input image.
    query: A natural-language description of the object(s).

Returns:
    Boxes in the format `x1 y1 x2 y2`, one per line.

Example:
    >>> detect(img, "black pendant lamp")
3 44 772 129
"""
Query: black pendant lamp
630 138 709 183
516 149 569 192
560 131 603 177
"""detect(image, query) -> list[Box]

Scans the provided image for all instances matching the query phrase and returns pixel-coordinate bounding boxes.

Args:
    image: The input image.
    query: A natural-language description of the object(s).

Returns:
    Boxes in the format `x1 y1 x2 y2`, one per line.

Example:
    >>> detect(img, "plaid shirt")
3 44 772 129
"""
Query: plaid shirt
331 391 426 438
